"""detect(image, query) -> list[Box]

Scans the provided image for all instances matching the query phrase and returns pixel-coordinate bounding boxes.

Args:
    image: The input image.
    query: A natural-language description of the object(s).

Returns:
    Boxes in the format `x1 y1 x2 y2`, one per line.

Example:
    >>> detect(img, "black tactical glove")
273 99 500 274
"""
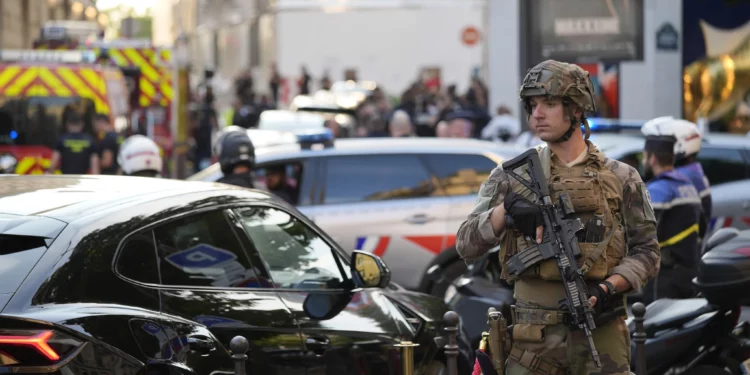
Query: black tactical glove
588 282 614 314
503 192 544 238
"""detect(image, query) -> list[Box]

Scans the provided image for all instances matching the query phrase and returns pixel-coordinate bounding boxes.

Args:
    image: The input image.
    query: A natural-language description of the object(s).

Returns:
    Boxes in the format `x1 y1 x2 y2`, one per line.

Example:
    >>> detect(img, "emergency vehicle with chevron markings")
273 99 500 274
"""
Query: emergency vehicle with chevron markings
33 38 174 158
0 49 129 174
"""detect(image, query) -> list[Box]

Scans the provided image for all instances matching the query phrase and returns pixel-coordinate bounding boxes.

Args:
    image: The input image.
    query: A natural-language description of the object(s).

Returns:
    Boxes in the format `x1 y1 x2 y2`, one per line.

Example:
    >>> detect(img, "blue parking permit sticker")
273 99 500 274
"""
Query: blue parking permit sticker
141 322 162 335
165 244 237 270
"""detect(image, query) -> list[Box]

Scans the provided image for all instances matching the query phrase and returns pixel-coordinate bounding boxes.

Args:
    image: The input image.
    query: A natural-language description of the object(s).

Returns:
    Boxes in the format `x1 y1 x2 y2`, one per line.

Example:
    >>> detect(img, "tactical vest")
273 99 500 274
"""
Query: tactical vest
500 144 626 282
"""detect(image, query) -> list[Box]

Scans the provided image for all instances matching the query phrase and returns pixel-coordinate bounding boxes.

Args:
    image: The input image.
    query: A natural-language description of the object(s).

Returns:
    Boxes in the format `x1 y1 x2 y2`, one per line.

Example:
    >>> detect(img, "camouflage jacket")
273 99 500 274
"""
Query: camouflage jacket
455 143 661 292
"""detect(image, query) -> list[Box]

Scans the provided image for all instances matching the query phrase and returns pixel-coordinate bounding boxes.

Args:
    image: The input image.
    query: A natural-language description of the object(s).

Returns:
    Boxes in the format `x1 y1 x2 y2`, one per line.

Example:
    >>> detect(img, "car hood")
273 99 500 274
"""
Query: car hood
382 288 449 323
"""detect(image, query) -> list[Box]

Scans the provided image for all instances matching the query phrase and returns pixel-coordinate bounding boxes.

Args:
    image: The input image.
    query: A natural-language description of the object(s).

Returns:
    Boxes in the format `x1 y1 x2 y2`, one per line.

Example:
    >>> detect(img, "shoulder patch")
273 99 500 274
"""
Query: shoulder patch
605 158 641 184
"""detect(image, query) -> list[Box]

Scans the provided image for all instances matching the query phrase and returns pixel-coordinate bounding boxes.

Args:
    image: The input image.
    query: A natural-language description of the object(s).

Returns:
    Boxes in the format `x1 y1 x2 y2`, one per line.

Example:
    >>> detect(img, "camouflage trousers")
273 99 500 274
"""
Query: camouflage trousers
505 303 631 375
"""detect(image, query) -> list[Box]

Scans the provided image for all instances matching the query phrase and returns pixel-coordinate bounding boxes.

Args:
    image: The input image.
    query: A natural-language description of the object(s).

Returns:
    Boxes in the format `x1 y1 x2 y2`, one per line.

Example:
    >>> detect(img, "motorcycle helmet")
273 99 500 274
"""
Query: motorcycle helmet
118 135 163 177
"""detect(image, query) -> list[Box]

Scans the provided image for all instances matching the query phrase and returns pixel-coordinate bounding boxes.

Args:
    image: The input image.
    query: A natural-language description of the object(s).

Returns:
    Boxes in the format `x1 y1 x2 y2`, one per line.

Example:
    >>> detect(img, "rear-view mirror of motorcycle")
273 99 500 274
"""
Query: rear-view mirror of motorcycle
350 250 391 289
704 227 740 253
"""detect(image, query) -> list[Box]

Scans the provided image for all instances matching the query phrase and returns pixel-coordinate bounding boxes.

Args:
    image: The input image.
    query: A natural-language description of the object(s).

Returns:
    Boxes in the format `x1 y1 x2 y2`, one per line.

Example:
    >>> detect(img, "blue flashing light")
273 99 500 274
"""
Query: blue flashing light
585 118 645 133
9 130 18 140
295 128 334 149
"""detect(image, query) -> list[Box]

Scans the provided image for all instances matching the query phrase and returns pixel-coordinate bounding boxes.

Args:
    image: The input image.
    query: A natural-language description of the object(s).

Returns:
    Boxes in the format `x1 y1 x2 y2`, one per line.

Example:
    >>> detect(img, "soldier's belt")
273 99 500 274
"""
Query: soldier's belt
511 306 569 326
509 347 564 375
511 304 625 327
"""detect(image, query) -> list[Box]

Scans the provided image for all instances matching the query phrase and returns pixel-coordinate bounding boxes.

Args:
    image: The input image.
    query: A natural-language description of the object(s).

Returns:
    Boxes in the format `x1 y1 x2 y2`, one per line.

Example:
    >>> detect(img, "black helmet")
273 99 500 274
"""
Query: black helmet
218 131 255 175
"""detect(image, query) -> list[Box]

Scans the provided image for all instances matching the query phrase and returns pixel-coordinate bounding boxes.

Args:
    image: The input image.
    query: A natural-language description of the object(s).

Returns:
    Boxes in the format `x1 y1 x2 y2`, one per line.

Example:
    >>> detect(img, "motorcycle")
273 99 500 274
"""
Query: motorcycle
626 227 750 375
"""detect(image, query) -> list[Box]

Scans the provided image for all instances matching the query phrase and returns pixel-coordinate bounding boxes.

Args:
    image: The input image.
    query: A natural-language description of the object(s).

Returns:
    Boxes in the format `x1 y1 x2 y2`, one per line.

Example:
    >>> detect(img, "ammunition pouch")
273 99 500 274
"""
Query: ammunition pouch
511 324 545 343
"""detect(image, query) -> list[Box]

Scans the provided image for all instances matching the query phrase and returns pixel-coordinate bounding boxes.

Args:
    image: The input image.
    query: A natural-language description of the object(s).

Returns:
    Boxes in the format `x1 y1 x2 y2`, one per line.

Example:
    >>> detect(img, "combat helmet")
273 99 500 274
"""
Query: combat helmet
519 60 597 142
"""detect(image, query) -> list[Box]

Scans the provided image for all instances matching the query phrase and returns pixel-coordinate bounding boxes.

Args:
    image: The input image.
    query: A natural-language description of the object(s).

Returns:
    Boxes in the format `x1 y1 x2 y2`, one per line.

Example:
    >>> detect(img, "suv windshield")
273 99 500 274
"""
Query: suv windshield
0 96 95 149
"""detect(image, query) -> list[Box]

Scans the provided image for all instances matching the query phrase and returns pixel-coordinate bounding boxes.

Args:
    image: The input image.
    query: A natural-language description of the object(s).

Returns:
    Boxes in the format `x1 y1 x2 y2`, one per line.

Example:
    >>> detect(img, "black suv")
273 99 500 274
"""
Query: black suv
0 175 471 374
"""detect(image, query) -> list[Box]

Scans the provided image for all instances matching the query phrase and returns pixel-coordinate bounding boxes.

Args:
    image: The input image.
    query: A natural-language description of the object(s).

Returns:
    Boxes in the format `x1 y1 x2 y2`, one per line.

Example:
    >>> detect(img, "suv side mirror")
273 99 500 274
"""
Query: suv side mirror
350 251 391 289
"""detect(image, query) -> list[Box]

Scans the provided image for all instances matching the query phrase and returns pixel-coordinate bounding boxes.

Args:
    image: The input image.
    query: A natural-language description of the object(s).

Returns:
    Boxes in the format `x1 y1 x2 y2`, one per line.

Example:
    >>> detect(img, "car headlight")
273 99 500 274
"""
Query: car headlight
0 154 17 173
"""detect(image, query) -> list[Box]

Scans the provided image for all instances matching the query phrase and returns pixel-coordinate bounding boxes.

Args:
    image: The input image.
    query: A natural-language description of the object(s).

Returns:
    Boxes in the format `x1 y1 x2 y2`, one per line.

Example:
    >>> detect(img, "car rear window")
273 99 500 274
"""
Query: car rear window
0 235 48 294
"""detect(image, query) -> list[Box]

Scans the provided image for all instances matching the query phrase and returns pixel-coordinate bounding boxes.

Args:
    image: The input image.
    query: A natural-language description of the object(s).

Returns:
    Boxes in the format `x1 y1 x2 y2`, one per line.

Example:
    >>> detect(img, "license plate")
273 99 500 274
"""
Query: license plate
741 358 750 375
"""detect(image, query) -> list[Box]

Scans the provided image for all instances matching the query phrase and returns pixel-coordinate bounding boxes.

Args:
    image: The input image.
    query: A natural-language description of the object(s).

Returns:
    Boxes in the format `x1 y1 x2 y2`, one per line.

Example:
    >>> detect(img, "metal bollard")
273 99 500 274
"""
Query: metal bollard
394 341 420 375
230 335 250 375
631 302 647 375
443 311 460 375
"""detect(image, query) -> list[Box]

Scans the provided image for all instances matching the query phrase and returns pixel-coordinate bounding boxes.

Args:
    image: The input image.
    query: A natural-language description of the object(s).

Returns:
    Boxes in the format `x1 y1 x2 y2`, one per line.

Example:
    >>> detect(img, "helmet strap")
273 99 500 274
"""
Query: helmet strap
551 102 583 143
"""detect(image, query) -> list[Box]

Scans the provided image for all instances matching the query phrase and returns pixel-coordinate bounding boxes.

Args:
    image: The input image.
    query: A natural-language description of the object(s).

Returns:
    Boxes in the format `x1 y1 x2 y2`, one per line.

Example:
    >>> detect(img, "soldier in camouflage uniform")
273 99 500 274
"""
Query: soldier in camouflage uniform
456 60 660 375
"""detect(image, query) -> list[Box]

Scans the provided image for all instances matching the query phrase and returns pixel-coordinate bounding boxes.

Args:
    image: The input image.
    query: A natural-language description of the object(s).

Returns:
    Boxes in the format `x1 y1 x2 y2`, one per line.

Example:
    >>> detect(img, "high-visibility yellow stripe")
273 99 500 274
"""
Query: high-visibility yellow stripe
139 76 157 98
104 48 130 66
38 67 73 96
79 68 106 96
659 223 700 248
123 48 160 83
0 66 22 90
160 81 173 100
5 69 37 96
27 84 50 96
56 67 109 114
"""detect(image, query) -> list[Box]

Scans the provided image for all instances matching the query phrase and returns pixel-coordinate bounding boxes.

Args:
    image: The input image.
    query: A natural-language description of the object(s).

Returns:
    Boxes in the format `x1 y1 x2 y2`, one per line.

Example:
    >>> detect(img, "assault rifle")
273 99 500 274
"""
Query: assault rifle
501 148 602 368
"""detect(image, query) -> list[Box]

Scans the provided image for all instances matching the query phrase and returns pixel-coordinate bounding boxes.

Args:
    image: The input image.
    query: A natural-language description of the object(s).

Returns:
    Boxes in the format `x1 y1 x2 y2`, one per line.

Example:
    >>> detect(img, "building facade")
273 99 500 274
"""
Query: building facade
1 0 101 50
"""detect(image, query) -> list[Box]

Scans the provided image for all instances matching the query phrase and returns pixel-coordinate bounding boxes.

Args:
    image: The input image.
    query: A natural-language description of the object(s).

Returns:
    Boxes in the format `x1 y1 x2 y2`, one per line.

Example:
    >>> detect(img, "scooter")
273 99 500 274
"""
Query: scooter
626 227 750 375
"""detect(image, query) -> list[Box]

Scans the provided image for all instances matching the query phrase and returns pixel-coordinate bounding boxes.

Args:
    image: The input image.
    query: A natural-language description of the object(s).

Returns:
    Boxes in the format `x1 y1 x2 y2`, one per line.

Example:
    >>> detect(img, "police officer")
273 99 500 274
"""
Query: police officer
214 127 255 188
639 128 703 305
48 112 100 175
94 113 122 175
117 135 163 178
456 60 660 374
642 116 712 243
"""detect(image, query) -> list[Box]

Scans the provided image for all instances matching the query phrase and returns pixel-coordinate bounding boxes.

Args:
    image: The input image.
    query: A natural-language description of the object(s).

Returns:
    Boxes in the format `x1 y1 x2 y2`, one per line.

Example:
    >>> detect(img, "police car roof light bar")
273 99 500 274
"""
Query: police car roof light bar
295 128 334 150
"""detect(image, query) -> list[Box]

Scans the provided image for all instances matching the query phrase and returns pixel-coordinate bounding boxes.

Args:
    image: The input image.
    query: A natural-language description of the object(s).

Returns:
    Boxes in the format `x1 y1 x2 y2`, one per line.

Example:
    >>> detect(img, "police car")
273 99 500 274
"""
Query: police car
188 130 527 299
0 174 472 374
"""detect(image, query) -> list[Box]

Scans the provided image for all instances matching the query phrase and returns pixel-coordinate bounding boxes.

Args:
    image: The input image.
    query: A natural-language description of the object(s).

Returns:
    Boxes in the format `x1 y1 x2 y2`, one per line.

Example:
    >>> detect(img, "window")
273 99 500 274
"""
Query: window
117 231 159 284
323 155 434 204
254 162 305 205
698 147 748 186
422 153 498 196
235 206 345 290
153 210 267 288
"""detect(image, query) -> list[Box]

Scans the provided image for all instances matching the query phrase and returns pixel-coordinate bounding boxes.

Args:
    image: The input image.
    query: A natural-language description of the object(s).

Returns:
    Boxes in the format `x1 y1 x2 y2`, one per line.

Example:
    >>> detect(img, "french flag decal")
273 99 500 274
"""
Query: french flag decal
355 236 390 257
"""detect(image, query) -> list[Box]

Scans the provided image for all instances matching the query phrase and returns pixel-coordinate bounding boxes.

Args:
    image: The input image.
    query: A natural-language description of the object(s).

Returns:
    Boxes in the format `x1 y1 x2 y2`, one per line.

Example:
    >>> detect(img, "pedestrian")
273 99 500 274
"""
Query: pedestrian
94 113 122 175
48 112 100 175
455 60 660 374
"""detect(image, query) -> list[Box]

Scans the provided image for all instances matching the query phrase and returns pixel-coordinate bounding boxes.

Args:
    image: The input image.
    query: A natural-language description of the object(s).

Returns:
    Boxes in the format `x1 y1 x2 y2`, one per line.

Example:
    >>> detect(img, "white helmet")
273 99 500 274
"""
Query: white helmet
118 135 163 176
641 116 702 160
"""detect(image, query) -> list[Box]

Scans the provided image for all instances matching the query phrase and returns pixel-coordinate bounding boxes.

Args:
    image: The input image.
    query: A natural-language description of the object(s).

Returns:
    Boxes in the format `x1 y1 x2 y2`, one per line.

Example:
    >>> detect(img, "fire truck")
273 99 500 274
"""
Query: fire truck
34 28 176 159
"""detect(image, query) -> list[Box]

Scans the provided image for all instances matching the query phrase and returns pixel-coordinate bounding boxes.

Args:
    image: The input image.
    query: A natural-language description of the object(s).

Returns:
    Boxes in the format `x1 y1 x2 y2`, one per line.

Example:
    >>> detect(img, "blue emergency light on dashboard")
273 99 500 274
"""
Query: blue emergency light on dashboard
295 128 334 150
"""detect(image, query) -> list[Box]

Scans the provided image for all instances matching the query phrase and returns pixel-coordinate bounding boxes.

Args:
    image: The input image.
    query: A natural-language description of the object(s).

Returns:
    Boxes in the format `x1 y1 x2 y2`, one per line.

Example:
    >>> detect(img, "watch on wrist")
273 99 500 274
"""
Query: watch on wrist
601 280 617 296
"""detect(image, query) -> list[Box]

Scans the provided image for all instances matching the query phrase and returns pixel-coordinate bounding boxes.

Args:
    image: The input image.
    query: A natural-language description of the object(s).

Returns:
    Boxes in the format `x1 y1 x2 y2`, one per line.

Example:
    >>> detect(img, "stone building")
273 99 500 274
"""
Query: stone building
0 0 101 49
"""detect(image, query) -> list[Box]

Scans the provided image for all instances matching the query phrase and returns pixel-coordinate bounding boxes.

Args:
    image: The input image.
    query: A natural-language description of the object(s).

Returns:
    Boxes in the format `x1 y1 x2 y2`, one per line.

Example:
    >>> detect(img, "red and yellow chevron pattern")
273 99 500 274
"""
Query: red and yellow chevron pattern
0 64 113 114
95 47 173 108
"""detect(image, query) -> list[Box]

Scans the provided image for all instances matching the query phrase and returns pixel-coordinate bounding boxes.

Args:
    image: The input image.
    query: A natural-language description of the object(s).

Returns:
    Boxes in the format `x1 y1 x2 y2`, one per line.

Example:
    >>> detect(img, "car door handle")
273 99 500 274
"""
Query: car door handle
406 213 435 225
305 336 331 355
187 335 216 355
